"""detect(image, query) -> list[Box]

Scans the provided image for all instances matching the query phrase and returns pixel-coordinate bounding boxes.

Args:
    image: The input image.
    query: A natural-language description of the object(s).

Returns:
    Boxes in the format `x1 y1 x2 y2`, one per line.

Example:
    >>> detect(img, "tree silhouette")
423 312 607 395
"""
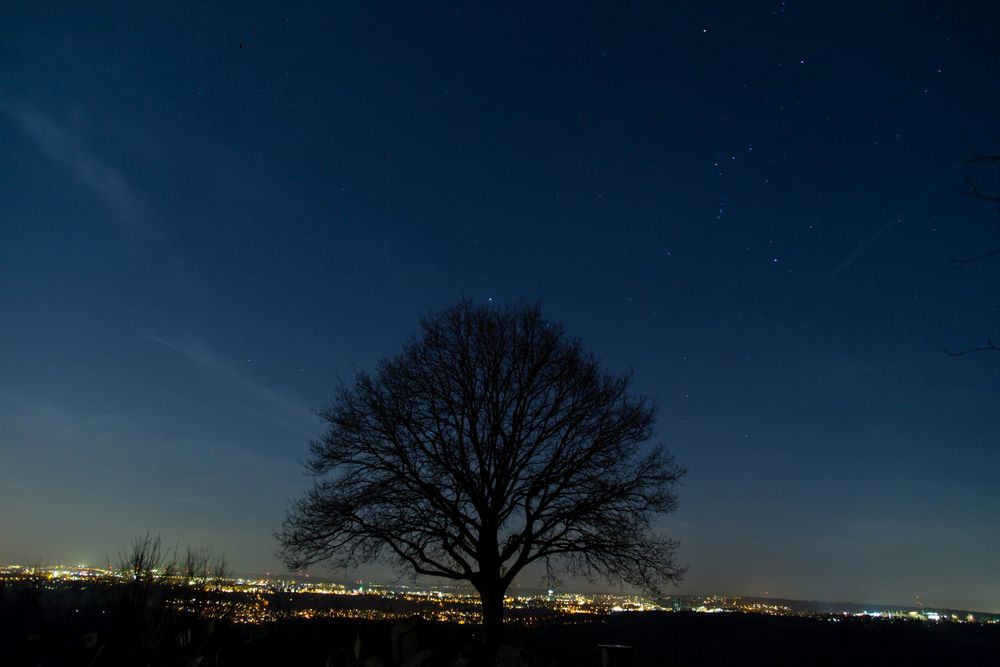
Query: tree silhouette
948 152 1000 356
178 546 230 584
278 300 685 643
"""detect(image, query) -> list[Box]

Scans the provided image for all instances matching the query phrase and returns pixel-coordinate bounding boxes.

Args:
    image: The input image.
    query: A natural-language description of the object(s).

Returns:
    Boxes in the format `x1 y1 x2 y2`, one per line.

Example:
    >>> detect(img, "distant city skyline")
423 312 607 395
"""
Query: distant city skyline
5 563 1000 620
2 3 998 613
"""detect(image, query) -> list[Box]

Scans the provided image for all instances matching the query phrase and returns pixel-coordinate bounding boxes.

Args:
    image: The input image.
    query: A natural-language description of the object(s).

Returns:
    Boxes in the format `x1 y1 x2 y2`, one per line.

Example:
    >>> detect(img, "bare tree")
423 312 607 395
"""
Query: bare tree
114 532 176 586
948 152 1000 356
210 552 231 586
278 300 686 643
178 545 231 588
179 545 209 582
111 533 178 628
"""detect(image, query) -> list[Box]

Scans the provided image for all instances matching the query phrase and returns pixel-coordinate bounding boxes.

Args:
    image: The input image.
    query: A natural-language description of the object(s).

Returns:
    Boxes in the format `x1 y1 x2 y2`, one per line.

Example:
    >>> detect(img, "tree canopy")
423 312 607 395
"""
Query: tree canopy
278 300 685 641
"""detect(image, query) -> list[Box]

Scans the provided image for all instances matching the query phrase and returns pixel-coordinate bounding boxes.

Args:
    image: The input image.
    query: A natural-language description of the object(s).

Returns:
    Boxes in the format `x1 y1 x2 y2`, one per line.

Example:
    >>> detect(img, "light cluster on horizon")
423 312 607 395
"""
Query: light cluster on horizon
3 564 995 627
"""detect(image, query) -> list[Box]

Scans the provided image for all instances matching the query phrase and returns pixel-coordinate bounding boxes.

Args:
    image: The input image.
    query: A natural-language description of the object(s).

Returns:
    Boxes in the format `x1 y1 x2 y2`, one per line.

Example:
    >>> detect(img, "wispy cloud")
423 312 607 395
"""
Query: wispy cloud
147 335 319 437
828 214 902 279
1 99 151 232
828 169 959 279
0 390 301 569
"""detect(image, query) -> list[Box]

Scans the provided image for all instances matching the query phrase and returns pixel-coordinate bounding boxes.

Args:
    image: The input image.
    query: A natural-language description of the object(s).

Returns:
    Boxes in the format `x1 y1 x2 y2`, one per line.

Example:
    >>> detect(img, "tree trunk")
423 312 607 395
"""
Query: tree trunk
478 579 505 647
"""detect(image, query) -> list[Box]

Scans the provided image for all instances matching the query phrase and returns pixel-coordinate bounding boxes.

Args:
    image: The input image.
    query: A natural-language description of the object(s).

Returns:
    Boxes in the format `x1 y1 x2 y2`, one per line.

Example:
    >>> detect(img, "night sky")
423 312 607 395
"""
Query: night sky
2 3 998 612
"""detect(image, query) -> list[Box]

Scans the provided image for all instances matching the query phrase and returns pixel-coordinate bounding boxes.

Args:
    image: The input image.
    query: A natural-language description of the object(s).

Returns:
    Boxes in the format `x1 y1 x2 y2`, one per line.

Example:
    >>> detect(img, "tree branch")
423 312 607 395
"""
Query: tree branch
950 247 1000 268
946 338 1000 356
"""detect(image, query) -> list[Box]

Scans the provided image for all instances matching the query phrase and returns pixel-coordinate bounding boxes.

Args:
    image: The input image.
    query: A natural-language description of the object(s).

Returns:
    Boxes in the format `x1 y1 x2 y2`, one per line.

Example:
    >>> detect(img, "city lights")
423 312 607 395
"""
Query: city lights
3 565 995 627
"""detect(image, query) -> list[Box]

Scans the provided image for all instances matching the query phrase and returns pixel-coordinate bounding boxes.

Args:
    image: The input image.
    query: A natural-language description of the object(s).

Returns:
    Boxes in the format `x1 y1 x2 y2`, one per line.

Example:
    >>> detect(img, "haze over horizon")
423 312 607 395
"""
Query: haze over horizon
2 3 998 613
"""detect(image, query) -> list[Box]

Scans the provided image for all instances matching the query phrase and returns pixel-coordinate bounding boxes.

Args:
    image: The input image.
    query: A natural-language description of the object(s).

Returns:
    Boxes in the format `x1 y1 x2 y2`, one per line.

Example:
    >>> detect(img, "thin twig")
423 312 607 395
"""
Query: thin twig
958 176 1000 203
951 247 1000 268
946 338 1000 356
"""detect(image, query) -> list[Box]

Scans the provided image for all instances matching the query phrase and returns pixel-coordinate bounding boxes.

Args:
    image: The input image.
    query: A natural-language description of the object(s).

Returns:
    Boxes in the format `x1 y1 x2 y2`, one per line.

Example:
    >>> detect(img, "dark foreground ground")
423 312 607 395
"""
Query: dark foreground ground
4 607 1000 667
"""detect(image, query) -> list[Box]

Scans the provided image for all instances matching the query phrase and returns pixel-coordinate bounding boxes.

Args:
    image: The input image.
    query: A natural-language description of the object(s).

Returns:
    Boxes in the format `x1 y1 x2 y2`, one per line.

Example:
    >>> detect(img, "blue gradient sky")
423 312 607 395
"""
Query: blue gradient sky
1 2 998 611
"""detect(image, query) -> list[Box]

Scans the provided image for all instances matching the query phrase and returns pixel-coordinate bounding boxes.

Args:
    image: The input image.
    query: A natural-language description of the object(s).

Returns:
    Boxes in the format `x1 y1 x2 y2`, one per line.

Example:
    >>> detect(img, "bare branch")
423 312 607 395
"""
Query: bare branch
946 338 1000 356
950 247 1000 268
947 152 999 357
958 176 1000 204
